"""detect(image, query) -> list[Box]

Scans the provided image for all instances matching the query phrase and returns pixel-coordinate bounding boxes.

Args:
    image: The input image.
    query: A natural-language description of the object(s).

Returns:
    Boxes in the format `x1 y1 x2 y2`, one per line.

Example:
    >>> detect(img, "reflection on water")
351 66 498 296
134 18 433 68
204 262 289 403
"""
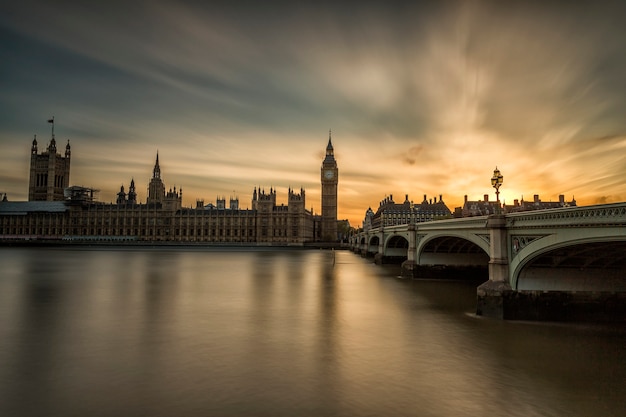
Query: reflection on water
0 248 624 417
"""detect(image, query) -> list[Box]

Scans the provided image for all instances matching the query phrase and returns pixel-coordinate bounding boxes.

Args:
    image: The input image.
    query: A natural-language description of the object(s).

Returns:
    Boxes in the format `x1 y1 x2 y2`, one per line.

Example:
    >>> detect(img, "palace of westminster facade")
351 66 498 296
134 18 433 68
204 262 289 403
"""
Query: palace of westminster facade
0 132 339 245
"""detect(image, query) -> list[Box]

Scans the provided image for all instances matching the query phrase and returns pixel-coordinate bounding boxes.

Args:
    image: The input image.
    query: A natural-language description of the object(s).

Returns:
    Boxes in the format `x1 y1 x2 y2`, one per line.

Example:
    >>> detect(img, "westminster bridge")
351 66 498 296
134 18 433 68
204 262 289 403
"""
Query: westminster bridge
349 203 626 320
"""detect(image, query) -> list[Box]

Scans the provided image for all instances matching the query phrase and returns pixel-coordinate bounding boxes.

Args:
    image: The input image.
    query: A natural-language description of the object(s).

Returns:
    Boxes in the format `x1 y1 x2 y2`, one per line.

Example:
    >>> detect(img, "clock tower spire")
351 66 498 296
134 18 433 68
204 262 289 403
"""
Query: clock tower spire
321 130 338 242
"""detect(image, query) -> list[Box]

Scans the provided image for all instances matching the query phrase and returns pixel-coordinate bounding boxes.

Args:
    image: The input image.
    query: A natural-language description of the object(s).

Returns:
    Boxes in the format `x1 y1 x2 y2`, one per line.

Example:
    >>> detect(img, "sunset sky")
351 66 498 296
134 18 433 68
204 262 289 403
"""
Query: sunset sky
1 1 625 226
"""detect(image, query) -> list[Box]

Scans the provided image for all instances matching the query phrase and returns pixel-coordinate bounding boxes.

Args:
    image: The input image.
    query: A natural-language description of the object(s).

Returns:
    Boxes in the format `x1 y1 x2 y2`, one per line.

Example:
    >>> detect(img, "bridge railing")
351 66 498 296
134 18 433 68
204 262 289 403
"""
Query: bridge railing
415 216 489 231
382 224 409 233
362 216 490 236
506 202 626 228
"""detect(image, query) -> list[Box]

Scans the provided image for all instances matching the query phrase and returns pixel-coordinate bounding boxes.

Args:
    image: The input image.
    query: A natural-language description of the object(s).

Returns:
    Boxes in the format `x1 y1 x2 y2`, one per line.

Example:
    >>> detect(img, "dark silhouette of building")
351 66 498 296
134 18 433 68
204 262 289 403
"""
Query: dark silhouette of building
118 180 138 205
455 194 576 217
456 194 502 217
2 137 343 245
365 194 452 229
504 194 576 212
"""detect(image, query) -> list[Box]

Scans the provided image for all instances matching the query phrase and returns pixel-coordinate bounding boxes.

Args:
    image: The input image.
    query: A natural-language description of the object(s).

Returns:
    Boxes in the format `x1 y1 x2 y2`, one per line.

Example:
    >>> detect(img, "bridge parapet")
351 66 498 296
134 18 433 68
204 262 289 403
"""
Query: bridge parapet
507 203 626 228
383 224 409 233
362 216 489 238
415 216 488 231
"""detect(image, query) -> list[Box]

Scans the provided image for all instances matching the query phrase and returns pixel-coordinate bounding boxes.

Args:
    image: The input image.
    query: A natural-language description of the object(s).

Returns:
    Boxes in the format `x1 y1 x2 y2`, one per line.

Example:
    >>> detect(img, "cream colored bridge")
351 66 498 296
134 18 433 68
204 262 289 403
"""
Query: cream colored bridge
350 203 626 319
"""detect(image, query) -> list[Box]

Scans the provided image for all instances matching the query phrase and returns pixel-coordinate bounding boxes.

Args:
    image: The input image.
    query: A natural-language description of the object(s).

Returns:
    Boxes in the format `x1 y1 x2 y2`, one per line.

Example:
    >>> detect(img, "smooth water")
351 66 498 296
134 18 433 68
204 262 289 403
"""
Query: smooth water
0 248 624 417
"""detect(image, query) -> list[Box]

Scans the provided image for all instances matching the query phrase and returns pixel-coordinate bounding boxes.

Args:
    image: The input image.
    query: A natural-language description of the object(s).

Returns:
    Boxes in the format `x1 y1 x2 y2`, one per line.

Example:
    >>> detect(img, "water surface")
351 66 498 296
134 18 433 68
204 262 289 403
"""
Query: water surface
0 248 624 416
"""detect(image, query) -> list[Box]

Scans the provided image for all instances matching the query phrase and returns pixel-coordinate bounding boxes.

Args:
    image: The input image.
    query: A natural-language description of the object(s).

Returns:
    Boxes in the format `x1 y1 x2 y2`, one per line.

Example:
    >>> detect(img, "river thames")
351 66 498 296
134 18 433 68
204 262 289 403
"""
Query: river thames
0 247 624 416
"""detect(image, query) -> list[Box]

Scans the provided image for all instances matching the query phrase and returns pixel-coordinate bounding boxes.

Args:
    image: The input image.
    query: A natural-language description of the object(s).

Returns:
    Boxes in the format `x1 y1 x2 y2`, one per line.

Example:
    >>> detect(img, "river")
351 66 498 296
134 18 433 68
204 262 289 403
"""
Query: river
0 247 624 416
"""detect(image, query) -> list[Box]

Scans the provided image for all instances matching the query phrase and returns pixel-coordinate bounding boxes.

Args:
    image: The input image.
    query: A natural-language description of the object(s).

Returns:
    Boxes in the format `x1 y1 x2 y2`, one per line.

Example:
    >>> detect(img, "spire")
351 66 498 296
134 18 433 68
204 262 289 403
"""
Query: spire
127 177 137 204
65 140 71 157
153 152 161 179
31 135 38 154
326 129 333 155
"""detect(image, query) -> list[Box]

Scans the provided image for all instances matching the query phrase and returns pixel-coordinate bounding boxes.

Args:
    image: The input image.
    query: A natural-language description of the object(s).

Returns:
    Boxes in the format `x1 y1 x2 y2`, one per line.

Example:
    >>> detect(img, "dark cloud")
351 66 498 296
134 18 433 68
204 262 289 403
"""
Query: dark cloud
401 145 424 166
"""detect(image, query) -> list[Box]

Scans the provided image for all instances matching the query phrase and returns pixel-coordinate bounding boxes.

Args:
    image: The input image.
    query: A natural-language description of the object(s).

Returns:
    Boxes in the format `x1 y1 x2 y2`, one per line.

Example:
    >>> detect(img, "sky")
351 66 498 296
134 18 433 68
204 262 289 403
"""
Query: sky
1 0 625 227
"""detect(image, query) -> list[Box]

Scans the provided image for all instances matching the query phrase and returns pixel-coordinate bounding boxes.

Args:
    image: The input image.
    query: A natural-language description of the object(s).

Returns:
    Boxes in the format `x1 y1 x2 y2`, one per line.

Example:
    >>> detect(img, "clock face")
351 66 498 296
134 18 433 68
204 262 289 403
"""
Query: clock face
324 170 334 180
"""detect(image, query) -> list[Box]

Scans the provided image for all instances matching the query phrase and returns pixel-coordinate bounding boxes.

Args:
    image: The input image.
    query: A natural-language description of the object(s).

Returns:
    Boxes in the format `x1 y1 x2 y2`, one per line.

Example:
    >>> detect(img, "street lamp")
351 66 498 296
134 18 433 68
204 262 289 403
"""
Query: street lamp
491 167 503 203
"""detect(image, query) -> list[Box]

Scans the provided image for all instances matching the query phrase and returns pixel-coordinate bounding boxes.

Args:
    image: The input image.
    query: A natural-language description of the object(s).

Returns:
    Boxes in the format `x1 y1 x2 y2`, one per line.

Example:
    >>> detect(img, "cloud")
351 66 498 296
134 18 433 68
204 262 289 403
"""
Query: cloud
401 145 424 166
1 1 626 225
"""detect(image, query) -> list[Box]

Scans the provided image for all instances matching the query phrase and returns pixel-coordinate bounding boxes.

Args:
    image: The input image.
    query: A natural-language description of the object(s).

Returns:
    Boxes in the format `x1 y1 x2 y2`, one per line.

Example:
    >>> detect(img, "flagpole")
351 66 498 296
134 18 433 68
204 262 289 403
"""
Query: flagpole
48 116 55 138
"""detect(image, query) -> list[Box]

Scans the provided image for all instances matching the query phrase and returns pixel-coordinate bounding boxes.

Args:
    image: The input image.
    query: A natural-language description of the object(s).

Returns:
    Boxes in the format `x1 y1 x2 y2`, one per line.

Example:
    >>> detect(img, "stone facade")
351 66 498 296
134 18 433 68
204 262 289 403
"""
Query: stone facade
28 135 71 201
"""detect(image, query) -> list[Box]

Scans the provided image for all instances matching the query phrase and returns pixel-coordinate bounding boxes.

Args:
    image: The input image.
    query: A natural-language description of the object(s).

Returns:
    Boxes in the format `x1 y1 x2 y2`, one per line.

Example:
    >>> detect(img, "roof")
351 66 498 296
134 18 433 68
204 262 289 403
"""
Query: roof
373 199 452 219
0 201 69 214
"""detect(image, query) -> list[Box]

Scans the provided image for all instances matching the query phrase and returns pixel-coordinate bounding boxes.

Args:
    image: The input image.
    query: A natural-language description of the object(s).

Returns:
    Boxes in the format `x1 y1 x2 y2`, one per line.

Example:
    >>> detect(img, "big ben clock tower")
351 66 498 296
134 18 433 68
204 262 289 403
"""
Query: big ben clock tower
321 131 338 242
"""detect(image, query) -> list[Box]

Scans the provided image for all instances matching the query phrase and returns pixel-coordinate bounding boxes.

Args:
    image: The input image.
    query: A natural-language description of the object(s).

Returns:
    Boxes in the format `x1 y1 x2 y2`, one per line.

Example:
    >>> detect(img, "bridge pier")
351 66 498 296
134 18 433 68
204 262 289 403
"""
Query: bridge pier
476 215 513 319
401 224 417 278
374 228 385 265
474 214 626 321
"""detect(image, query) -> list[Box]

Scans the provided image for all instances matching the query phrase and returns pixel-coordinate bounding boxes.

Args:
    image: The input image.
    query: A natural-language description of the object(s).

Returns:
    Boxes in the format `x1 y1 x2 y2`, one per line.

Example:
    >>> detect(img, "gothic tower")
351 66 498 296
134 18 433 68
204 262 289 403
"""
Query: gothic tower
321 131 338 241
127 179 137 204
28 129 71 201
116 184 127 205
147 152 165 204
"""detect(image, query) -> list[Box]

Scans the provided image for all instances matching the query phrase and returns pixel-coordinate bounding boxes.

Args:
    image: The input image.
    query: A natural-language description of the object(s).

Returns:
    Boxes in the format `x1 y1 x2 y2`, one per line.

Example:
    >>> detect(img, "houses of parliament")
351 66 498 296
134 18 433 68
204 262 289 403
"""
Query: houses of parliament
0 130 340 245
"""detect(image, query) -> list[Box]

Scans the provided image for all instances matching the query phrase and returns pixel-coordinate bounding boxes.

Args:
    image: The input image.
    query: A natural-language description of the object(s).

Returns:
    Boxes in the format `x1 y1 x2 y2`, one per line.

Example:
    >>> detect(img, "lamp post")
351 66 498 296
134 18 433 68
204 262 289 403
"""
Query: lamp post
491 167 503 203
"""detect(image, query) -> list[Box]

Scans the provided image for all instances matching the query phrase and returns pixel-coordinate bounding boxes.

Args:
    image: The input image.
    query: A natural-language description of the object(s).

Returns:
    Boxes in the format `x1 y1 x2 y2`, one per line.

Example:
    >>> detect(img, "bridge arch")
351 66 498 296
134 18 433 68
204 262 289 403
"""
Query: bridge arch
383 234 409 261
361 235 379 257
416 232 490 266
511 230 626 290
